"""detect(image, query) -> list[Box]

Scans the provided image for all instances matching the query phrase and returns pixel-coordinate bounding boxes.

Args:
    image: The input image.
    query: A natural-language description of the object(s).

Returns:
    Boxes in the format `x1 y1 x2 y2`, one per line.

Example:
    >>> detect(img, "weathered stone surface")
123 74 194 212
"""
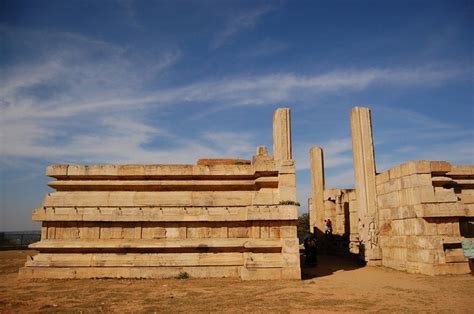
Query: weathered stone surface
350 106 379 262
22 108 300 280
273 108 292 162
196 159 251 166
311 106 474 276
309 146 325 235
372 160 473 275
19 266 242 279
430 161 452 173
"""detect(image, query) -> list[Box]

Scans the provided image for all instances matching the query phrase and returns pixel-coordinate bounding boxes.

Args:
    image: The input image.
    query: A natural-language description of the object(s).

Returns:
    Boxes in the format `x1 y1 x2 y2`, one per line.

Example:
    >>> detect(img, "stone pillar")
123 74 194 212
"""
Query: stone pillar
273 108 292 161
350 106 380 263
309 147 325 236
273 108 296 203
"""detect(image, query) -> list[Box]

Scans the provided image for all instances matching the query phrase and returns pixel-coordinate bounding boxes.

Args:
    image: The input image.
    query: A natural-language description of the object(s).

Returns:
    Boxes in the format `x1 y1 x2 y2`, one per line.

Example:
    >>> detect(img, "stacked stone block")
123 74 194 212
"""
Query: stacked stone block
376 160 473 275
308 145 359 255
322 189 352 236
20 108 301 280
308 106 473 275
347 191 359 254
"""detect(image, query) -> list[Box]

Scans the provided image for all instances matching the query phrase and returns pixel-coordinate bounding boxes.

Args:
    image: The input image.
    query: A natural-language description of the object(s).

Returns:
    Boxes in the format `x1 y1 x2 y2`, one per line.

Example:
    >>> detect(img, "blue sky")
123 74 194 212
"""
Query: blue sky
1 0 473 231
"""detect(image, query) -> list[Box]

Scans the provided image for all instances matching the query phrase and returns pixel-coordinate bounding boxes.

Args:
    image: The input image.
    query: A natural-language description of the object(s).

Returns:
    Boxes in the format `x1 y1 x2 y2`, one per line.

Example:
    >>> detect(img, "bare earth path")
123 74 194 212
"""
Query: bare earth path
0 250 472 313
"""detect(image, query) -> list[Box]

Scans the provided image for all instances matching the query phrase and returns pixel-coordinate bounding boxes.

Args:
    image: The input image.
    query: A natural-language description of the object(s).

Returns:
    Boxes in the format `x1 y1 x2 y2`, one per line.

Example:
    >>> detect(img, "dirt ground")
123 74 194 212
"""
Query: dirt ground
0 250 472 313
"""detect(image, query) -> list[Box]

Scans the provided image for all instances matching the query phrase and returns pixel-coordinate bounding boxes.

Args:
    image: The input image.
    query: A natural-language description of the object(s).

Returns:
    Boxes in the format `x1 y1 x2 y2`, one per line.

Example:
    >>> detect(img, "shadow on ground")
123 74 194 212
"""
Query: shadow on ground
301 253 365 280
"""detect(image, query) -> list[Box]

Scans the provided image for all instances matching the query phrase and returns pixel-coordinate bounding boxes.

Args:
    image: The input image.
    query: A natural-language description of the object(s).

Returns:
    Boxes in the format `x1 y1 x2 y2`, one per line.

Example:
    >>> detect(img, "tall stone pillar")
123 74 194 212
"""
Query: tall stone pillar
273 108 296 203
273 108 292 161
309 147 325 236
350 106 380 263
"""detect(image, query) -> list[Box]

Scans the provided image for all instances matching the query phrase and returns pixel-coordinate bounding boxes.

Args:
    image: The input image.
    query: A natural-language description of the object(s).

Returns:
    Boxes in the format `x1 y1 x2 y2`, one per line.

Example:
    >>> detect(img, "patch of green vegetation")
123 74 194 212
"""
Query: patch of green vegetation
175 272 189 280
297 212 310 242
279 200 301 206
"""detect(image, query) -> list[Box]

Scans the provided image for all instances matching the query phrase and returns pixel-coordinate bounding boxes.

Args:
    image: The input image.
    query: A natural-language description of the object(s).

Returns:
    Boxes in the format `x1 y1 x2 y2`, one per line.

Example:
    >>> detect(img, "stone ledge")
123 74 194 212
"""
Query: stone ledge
32 205 299 222
48 178 279 191
29 238 284 250
19 266 241 279
19 264 301 280
26 252 297 269
46 164 281 179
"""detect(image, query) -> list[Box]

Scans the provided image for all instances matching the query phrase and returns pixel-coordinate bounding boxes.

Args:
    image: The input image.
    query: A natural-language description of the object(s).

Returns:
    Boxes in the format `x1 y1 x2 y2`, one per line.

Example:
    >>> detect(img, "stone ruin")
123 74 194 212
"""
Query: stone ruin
20 108 301 280
309 107 474 275
20 105 473 279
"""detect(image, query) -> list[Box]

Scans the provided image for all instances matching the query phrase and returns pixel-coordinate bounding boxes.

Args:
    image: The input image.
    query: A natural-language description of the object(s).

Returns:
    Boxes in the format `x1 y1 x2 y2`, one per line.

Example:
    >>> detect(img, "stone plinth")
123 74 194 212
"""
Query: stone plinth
20 108 301 280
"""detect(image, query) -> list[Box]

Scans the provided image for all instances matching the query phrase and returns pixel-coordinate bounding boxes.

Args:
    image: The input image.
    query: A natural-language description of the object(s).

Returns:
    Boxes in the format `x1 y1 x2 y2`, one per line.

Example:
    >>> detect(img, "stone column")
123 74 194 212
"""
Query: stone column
273 108 292 161
273 108 296 203
350 106 380 263
309 147 325 236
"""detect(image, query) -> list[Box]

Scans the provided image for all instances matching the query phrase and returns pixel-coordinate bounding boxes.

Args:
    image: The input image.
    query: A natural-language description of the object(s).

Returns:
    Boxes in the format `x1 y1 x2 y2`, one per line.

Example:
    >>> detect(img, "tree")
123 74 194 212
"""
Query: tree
297 213 310 243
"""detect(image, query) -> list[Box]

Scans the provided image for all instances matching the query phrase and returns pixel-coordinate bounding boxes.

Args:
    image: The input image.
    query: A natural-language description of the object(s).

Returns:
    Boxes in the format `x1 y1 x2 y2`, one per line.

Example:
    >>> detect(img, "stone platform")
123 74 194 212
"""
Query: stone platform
20 108 301 280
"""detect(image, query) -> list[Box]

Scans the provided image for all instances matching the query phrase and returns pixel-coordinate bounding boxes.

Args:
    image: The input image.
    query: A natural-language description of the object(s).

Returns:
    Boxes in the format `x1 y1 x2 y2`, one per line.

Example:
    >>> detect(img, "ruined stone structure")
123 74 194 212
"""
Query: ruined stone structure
20 108 301 280
376 160 473 274
309 147 324 236
309 107 474 275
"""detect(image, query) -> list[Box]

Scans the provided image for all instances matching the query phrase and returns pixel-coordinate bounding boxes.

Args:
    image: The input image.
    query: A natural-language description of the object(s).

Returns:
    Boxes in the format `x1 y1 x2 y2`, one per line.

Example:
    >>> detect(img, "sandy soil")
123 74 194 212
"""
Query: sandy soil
0 250 472 313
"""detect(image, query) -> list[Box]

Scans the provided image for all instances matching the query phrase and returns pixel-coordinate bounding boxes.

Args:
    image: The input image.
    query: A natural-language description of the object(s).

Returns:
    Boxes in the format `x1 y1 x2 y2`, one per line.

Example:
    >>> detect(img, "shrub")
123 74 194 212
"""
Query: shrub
175 272 189 280
279 200 301 206
297 213 310 243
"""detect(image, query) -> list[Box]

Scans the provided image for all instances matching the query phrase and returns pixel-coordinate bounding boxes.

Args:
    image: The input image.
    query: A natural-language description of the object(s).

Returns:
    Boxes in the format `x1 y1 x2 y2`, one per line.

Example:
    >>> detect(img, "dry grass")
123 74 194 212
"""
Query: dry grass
0 250 472 313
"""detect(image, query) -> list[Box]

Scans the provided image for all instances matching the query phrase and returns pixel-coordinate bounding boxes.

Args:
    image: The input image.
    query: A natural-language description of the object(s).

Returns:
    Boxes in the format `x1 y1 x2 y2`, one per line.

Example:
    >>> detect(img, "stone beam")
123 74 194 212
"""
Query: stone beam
350 106 380 263
309 147 325 236
273 108 292 161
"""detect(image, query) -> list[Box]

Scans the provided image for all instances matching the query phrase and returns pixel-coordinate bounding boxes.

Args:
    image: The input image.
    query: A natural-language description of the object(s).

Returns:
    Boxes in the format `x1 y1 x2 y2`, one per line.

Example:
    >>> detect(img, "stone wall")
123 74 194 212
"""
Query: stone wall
323 189 354 236
308 106 473 275
20 108 301 280
308 147 358 255
309 189 359 255
376 161 473 275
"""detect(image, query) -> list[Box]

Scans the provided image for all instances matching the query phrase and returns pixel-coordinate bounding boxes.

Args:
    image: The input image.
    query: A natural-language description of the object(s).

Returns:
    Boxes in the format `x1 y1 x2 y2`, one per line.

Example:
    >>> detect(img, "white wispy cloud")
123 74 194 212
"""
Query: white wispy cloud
0 113 256 165
325 169 356 188
1 57 466 165
295 104 473 208
376 137 474 173
4 26 460 121
1 27 465 123
211 6 274 49
1 27 470 183
293 137 354 172
376 106 454 130
5 65 462 121
371 105 474 172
